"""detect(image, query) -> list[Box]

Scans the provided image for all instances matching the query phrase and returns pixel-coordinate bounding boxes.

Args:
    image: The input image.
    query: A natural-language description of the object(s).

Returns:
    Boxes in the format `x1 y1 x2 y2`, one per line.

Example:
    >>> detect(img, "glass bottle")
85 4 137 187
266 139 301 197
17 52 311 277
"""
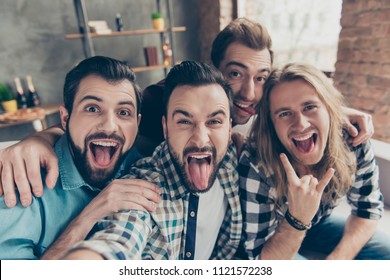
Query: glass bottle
26 75 41 107
14 77 28 109
116 13 124 32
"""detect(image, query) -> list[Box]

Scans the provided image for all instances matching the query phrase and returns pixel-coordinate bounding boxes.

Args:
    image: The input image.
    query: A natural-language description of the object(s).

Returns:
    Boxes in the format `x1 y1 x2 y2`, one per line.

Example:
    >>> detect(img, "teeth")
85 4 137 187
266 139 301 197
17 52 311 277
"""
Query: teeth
292 133 313 141
92 141 117 147
235 102 251 109
190 155 210 159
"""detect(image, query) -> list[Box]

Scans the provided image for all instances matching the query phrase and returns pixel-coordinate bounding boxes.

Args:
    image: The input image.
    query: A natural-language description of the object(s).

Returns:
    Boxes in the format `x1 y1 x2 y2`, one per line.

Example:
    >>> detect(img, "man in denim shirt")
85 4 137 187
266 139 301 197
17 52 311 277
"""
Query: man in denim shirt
0 56 160 259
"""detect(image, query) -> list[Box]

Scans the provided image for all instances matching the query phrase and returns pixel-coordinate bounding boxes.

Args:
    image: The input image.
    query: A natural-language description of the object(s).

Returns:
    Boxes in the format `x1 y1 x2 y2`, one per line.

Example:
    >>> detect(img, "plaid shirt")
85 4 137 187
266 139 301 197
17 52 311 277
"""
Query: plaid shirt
239 140 383 259
72 141 242 259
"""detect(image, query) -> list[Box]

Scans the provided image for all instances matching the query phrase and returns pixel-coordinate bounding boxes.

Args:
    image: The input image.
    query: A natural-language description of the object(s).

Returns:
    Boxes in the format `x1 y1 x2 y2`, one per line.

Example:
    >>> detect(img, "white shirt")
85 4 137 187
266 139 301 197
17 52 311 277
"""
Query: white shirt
194 180 228 259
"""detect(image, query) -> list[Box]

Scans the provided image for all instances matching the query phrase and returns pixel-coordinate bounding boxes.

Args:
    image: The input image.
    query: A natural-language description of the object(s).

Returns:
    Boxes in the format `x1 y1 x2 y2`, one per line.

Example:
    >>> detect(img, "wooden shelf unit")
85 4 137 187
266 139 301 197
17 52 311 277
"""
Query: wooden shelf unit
66 0 181 74
64 26 186 39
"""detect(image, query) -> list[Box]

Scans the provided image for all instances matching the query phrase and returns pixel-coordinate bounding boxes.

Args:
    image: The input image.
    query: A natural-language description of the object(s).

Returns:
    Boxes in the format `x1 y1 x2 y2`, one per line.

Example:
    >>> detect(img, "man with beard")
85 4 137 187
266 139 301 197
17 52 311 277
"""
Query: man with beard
0 18 374 206
62 61 241 260
0 56 160 259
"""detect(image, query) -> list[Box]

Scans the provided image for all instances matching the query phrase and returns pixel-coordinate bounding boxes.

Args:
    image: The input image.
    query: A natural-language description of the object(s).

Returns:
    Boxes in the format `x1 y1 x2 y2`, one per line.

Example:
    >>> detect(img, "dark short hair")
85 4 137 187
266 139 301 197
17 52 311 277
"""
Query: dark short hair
163 60 233 116
211 17 273 68
63 56 142 115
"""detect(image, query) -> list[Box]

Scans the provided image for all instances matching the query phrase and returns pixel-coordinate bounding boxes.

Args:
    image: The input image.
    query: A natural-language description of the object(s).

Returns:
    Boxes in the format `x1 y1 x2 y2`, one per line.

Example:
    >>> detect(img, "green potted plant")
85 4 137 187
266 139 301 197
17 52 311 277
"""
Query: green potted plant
151 12 164 30
0 83 17 112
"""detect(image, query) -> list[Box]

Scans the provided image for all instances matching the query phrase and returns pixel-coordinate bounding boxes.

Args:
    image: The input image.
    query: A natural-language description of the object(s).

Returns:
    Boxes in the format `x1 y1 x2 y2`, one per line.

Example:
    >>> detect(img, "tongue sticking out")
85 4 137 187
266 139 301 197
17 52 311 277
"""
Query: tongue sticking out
294 136 315 153
236 103 256 115
188 158 211 191
93 146 112 166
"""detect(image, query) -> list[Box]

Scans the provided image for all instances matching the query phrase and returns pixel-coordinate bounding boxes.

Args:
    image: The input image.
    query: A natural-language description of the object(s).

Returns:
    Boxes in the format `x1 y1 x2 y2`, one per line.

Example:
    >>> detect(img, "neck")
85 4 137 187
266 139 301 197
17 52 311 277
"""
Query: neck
294 163 313 177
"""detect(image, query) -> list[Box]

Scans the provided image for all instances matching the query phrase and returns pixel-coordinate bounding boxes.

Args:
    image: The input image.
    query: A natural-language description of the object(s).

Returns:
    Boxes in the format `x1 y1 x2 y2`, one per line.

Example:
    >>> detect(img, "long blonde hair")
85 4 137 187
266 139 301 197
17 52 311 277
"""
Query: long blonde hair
249 63 356 206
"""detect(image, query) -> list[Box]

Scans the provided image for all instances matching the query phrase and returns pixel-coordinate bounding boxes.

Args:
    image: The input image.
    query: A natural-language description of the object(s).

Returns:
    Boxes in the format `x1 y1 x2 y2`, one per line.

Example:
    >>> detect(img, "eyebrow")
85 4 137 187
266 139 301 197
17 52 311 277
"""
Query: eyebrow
208 109 227 118
79 95 136 109
225 61 270 74
172 109 227 118
273 100 320 115
273 107 290 116
172 109 192 118
80 95 102 103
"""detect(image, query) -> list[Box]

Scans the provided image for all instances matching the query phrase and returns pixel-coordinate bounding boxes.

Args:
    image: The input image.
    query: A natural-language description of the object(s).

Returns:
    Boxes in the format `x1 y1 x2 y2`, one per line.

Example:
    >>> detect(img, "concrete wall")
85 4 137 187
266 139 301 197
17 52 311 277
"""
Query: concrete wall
0 0 200 141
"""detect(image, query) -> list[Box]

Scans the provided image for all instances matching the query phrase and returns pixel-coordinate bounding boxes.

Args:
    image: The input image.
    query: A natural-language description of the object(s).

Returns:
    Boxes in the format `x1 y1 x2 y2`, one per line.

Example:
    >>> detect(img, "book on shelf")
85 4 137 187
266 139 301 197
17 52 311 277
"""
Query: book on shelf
143 46 158 66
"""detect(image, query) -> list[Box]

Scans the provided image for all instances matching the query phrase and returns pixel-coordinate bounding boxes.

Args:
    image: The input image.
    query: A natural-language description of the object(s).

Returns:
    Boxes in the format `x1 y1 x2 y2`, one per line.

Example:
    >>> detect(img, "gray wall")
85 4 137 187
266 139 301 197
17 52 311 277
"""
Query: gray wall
0 0 200 141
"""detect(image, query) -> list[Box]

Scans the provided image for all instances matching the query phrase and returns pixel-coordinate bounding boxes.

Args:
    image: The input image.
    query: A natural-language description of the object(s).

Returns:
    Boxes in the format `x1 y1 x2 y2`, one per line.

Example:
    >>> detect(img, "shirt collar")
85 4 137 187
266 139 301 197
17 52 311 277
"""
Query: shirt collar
55 135 93 191
151 141 237 199
55 135 140 192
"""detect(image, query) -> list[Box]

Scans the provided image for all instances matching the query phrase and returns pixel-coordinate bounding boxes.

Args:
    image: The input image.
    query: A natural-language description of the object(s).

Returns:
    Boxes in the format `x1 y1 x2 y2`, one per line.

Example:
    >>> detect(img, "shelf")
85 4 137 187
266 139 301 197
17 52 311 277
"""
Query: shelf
0 103 61 131
64 26 186 39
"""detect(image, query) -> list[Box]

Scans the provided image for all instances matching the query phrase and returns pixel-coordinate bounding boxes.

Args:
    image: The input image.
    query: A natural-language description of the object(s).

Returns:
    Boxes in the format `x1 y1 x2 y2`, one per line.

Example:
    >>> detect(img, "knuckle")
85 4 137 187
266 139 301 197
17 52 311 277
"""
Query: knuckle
13 173 28 184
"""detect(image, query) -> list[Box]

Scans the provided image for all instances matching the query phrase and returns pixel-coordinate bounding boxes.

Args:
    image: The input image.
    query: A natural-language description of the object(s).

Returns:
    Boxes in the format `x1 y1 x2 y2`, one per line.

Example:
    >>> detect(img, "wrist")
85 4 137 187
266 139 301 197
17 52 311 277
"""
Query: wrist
284 209 312 231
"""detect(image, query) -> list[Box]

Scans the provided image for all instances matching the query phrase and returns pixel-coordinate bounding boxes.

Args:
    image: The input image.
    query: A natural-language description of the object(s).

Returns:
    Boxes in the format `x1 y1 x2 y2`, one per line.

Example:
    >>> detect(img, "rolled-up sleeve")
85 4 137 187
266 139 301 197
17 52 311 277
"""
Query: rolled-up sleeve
347 140 383 220
69 210 152 260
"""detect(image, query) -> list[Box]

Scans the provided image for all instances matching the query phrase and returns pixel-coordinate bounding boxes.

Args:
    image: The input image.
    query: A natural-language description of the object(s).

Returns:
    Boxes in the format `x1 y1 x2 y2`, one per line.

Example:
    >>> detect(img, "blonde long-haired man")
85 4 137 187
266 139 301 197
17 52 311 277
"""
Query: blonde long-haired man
239 63 390 260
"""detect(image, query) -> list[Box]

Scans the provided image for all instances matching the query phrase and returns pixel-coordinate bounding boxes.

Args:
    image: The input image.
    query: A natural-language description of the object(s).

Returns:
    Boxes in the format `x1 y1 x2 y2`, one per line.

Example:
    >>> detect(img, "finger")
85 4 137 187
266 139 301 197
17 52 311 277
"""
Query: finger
120 178 161 196
300 175 311 187
345 122 358 138
280 153 300 185
123 184 162 204
0 162 3 196
24 157 44 197
121 193 157 212
12 159 33 207
103 182 161 206
351 134 369 147
317 168 335 193
42 155 59 189
1 163 17 208
309 176 318 188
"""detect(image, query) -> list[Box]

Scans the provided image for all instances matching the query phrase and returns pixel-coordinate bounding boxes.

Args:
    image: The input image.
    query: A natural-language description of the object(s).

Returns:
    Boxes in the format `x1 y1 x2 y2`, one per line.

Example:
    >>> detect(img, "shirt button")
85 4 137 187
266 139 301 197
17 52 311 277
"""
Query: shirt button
190 211 196 218
186 252 192 258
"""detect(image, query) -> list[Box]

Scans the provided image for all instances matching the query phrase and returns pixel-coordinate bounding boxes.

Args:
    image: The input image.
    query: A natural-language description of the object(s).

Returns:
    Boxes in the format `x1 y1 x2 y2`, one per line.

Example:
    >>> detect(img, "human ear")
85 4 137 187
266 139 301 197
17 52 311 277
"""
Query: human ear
162 115 167 140
59 105 69 131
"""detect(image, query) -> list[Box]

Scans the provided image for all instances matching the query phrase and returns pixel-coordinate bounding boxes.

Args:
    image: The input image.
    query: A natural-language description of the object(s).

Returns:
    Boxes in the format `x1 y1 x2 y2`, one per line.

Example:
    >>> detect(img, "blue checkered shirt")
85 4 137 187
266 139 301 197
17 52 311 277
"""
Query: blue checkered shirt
239 140 383 259
71 141 242 259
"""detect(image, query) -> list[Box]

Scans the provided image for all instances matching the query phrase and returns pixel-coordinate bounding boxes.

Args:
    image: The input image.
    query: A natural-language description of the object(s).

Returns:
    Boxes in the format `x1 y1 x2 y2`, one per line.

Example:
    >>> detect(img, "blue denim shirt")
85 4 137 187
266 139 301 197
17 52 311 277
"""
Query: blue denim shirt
0 135 141 259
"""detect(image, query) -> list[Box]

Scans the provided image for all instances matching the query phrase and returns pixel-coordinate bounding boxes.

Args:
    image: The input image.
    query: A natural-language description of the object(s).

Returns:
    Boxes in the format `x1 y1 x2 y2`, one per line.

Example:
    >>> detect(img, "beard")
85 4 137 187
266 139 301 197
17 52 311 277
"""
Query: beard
167 138 222 194
66 123 126 190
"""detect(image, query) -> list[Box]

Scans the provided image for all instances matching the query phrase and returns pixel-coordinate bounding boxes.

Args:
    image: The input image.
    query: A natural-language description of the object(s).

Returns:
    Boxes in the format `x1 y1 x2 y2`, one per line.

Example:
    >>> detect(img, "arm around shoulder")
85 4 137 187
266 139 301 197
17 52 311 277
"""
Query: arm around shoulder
0 124 63 208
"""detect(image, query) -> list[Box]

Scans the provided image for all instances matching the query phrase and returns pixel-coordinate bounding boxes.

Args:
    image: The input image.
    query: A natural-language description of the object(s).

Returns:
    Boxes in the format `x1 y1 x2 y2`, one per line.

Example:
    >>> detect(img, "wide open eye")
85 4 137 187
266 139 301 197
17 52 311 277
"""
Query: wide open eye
85 105 99 113
118 109 131 117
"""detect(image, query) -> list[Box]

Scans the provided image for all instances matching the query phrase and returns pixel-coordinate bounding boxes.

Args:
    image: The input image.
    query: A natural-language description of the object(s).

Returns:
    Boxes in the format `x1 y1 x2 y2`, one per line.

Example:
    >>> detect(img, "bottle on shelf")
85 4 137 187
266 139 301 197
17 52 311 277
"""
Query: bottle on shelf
14 77 28 109
115 13 124 32
162 35 172 66
25 75 41 107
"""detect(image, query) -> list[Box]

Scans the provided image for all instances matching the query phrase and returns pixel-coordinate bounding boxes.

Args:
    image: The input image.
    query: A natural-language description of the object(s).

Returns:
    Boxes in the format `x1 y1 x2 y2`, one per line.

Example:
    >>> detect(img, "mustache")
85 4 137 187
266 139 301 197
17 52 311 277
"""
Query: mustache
183 146 215 157
85 132 124 145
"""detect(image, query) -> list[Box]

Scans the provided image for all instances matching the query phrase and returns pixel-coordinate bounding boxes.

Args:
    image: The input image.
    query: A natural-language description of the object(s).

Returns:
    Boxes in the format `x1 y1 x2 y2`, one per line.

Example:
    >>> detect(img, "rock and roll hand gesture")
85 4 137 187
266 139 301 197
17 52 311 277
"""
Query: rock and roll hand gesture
280 153 335 226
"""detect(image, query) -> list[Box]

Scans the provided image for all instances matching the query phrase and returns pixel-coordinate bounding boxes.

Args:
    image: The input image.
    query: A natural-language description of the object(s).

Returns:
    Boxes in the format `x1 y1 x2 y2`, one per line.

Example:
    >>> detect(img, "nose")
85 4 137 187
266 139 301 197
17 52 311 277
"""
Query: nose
190 123 210 148
239 78 256 102
293 113 311 131
97 112 118 133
